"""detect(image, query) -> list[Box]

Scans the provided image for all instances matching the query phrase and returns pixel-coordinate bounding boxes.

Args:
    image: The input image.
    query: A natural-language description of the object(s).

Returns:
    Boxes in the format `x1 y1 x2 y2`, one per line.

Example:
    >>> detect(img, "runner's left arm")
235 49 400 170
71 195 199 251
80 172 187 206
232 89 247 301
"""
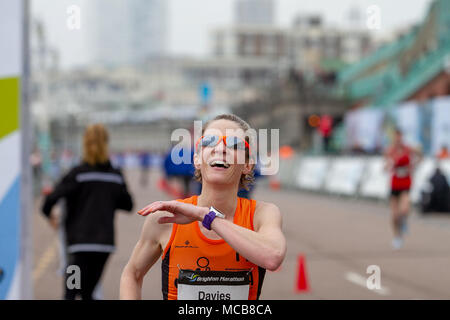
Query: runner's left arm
383 147 393 172
115 170 134 212
41 170 78 218
207 201 286 271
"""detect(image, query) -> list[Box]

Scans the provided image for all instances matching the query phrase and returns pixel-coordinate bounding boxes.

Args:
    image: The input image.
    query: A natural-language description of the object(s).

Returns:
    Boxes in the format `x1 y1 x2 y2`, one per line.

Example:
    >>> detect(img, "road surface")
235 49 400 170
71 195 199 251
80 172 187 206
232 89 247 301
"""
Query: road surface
32 168 450 299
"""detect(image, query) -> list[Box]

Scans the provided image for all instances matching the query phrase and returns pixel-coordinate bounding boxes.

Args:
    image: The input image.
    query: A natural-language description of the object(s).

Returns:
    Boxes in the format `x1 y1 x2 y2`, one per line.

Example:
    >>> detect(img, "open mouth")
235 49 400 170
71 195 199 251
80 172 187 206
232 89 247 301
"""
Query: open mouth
209 160 231 169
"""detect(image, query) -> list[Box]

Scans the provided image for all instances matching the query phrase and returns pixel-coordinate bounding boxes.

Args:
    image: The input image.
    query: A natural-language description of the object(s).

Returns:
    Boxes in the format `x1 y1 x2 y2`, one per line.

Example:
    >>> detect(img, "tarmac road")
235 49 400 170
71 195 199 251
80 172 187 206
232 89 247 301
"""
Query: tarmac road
32 168 450 300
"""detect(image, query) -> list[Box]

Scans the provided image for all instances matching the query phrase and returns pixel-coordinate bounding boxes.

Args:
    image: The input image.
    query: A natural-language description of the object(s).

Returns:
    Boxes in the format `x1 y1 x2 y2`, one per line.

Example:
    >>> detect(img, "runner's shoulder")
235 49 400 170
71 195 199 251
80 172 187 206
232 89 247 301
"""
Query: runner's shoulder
254 200 282 224
255 200 279 211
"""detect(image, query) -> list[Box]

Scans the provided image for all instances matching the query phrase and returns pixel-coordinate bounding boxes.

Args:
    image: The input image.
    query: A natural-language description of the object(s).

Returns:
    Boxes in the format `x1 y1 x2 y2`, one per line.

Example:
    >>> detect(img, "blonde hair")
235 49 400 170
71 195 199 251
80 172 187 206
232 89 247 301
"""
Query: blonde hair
83 124 109 166
194 114 255 191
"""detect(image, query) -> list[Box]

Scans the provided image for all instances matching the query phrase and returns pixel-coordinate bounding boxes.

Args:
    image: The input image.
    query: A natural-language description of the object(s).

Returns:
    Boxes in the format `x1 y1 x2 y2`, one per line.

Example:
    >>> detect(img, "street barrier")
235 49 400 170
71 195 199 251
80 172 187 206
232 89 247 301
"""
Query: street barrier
438 160 450 182
295 157 329 191
411 158 440 204
280 155 448 205
277 155 301 188
359 157 390 199
323 157 366 196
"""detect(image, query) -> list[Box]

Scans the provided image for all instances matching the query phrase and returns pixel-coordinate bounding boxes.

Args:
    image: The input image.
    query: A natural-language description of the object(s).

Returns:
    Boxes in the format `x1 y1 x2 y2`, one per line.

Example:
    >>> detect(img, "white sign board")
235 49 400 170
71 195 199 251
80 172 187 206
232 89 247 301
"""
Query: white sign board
395 101 421 148
359 157 390 199
410 158 438 204
324 158 366 195
295 157 329 191
431 97 450 156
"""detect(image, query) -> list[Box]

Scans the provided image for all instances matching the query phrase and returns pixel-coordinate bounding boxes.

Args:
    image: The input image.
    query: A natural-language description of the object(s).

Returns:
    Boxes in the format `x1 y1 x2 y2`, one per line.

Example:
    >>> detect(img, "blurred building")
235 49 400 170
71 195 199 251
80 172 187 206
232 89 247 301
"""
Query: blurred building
217 13 376 150
289 15 373 72
235 0 274 26
212 25 288 60
30 57 234 154
184 0 283 103
88 0 168 66
88 0 130 66
31 0 383 156
211 12 374 78
202 24 288 95
180 55 282 112
128 0 168 62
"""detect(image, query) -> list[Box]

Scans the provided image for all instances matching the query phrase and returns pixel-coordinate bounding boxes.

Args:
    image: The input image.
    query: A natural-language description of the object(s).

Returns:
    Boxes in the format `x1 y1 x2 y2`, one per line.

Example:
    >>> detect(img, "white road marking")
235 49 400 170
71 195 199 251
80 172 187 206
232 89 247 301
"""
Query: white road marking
345 272 391 296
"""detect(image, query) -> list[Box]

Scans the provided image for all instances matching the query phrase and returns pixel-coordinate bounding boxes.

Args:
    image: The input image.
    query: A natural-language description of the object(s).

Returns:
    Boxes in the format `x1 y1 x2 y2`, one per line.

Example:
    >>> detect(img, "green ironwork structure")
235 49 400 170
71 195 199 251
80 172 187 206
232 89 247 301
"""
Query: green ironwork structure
337 0 450 110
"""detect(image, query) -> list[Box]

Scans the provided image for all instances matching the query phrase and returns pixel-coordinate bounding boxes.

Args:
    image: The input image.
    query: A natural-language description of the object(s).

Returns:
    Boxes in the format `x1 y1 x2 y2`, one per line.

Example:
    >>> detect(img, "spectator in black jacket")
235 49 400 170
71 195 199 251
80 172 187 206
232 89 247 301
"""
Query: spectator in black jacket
421 166 450 213
42 124 133 300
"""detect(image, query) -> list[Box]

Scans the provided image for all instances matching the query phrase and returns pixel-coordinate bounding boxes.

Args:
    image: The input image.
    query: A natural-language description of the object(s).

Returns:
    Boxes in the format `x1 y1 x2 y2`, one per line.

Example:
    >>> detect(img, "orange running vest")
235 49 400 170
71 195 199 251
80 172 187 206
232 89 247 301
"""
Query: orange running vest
161 196 266 300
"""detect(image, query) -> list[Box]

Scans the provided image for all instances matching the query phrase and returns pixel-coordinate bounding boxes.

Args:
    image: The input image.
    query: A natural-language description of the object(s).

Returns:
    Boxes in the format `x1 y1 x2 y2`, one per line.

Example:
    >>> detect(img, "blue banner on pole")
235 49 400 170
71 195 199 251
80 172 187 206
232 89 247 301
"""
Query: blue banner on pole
199 82 212 104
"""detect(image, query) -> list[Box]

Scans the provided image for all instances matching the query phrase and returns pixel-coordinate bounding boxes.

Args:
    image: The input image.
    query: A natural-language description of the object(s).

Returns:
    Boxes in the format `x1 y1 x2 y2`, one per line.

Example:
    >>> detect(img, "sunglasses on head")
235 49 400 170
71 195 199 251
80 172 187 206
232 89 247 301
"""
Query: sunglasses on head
196 135 251 153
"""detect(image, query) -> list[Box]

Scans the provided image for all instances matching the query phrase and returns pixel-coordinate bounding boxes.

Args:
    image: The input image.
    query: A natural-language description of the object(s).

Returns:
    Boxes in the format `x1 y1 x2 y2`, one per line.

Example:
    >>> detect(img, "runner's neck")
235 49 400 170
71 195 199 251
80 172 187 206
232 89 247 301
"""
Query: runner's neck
197 183 239 220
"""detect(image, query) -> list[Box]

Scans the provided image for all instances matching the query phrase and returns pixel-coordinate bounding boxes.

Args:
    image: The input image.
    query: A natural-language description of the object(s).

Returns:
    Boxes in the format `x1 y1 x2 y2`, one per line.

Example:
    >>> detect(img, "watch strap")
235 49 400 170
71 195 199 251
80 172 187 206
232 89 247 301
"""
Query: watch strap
202 206 225 230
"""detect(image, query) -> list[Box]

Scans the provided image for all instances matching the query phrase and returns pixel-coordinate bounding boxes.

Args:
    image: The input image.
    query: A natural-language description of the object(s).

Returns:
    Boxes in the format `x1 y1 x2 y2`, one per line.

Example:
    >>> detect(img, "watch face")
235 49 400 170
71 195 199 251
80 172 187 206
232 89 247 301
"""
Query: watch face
211 206 225 218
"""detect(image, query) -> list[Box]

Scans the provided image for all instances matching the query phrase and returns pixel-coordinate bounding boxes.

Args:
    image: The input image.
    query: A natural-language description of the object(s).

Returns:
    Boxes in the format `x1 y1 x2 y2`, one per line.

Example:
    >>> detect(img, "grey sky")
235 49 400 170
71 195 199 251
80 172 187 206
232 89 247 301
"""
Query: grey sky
32 0 433 69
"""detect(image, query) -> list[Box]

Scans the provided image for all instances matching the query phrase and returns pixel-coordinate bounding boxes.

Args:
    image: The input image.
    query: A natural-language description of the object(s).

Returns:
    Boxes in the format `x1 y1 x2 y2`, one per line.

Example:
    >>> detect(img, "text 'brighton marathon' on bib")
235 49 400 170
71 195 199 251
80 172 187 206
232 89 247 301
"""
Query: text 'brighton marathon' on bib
177 269 252 300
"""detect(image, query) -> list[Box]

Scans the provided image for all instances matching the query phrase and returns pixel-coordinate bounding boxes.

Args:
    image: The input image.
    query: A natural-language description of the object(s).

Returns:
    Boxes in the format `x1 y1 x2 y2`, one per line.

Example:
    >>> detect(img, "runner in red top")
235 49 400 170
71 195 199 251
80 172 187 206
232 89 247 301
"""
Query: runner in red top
120 114 286 300
384 129 422 249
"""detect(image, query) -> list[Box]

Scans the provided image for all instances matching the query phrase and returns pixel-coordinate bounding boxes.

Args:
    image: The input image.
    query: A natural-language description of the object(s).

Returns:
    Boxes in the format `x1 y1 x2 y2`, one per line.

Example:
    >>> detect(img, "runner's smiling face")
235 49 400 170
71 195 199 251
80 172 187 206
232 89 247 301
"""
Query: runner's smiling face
194 119 252 189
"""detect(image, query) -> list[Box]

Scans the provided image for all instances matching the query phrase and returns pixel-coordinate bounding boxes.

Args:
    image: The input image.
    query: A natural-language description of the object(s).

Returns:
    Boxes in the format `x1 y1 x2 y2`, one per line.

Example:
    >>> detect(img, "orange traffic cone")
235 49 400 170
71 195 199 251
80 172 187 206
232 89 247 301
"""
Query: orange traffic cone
295 255 310 293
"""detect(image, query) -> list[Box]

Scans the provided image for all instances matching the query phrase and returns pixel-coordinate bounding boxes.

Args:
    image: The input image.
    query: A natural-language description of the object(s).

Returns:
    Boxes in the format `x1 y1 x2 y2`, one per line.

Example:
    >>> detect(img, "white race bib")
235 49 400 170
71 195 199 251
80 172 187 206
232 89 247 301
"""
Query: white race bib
395 166 409 178
177 270 251 300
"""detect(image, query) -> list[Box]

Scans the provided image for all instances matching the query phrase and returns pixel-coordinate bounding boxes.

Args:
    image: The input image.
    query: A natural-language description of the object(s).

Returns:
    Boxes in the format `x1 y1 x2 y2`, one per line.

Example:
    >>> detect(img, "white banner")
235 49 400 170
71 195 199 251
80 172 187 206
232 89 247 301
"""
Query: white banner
345 108 384 152
295 157 329 190
410 158 438 204
359 157 390 199
395 101 421 148
324 157 366 195
431 96 450 156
